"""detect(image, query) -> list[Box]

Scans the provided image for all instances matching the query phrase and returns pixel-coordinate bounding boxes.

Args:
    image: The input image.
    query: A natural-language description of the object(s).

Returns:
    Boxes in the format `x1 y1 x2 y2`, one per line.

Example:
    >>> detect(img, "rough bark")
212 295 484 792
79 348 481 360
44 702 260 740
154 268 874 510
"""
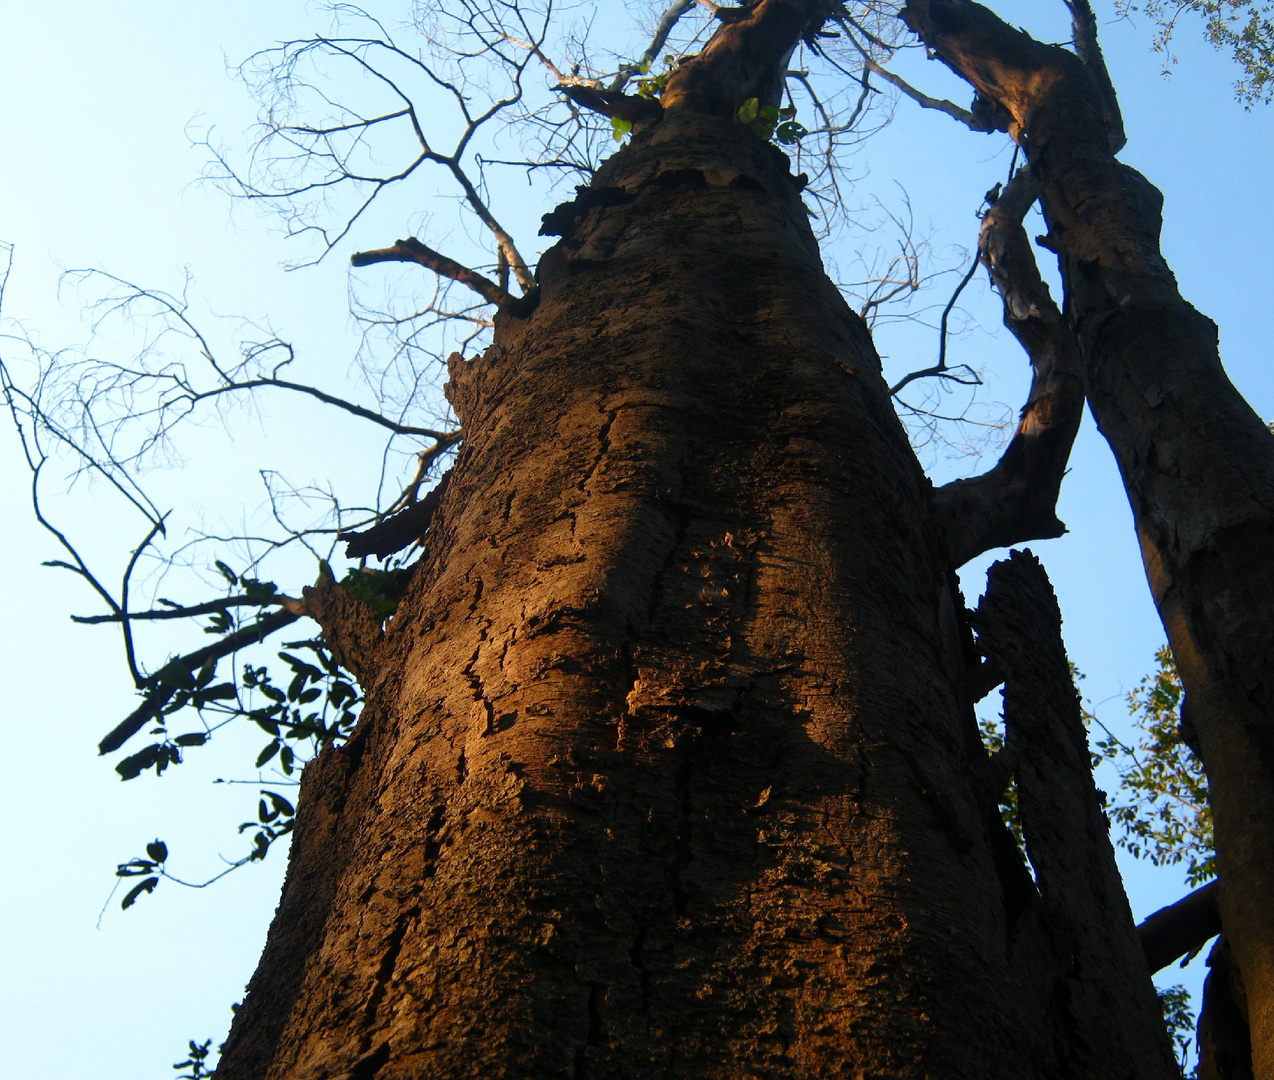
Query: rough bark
900 3 1274 1073
214 4 1178 1076
972 550 1175 1080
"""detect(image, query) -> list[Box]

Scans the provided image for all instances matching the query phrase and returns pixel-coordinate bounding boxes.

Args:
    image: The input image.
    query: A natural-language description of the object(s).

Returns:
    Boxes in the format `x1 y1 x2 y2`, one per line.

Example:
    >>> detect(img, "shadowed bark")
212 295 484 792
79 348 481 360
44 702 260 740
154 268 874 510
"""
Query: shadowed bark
972 550 1176 1079
1138 880 1221 975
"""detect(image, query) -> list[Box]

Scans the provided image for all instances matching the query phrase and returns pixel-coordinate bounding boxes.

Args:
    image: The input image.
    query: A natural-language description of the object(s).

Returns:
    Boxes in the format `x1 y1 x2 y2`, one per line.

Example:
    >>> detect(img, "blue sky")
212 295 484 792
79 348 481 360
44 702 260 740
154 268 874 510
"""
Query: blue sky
1 3 1270 1076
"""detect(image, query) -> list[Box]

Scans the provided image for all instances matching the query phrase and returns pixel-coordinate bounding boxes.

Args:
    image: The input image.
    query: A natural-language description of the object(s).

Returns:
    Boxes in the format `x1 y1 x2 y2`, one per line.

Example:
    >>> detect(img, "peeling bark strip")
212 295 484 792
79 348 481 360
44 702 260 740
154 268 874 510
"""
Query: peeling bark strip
901 3 1274 1072
973 551 1177 1079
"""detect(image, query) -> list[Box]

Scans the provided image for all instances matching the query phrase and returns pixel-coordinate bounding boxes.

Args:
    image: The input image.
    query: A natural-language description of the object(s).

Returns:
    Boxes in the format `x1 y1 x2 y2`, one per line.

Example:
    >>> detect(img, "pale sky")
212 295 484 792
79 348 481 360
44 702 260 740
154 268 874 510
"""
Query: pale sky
2 3 1271 1076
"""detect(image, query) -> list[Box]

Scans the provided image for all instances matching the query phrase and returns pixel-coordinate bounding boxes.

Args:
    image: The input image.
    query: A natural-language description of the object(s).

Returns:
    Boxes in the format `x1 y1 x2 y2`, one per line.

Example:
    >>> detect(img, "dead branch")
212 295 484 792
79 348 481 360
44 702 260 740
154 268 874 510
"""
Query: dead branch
351 237 513 307
340 470 451 560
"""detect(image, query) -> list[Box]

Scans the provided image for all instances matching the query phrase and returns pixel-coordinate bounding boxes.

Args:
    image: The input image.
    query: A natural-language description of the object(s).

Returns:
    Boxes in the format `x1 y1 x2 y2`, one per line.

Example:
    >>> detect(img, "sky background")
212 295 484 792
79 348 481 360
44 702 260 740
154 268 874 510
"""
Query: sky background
2 2 1271 1076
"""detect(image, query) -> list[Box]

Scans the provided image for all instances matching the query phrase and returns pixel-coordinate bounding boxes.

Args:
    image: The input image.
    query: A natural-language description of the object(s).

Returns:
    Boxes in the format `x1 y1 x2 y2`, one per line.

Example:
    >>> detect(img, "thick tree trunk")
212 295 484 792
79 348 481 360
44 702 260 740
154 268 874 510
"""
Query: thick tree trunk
901 3 1274 1073
215 5 1177 1076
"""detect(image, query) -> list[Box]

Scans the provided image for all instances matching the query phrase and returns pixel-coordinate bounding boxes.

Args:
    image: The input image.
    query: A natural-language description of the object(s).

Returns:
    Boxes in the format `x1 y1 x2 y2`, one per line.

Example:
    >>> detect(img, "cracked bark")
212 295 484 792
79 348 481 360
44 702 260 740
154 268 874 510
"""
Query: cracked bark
901 2 1274 1071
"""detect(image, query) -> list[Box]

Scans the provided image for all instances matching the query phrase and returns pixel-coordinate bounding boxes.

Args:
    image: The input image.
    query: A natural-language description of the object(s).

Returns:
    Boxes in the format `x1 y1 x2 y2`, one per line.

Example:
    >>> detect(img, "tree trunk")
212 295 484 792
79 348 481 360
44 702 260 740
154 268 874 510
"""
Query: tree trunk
215 5 1177 1076
899 4 1274 1073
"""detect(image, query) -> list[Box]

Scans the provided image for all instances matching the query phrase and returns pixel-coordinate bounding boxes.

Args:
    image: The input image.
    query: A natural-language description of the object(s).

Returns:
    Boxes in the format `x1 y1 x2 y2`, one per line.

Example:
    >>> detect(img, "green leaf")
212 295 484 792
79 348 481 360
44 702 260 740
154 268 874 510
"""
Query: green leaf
174 732 208 747
154 659 196 691
611 115 633 142
146 840 168 863
775 120 808 145
121 876 159 909
214 561 238 586
737 97 759 123
195 683 237 704
256 741 281 768
116 743 178 781
263 790 295 816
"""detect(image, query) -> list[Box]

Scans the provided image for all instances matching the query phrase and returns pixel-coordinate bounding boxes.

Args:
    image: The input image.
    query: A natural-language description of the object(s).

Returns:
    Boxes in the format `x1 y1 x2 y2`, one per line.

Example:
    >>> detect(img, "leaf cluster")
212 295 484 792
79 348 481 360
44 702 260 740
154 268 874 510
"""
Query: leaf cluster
108 569 364 910
1117 0 1274 105
1093 646 1215 886
736 98 808 144
172 1039 215 1080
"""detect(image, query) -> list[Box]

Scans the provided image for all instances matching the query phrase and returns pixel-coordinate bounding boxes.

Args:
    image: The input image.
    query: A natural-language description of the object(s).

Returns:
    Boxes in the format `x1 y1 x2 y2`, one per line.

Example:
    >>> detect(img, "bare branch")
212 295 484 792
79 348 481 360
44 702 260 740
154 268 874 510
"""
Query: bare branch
609 0 700 92
889 248 983 396
190 375 462 441
859 56 979 129
352 237 512 307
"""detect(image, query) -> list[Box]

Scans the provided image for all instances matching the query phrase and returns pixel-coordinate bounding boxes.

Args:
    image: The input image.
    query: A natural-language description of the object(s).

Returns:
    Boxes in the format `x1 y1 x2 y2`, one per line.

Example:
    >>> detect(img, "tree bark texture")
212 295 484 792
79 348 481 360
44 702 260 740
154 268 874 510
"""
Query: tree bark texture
900 3 1274 1073
215 5 1178 1076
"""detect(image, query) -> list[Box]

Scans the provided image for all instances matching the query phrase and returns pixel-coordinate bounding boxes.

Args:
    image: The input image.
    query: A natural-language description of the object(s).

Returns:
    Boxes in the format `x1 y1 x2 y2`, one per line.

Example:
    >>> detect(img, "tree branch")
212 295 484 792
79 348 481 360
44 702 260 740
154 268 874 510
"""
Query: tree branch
859 56 979 129
351 238 512 307
610 0 701 91
339 470 451 560
1065 0 1126 152
98 609 301 755
558 84 664 124
71 594 292 624
1137 879 1221 973
933 168 1084 568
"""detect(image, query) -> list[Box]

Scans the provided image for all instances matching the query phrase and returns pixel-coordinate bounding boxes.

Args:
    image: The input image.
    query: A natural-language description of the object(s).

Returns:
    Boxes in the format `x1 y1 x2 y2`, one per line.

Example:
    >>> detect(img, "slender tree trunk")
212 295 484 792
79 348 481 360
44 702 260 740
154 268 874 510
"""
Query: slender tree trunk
901 3 1274 1072
215 5 1178 1076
